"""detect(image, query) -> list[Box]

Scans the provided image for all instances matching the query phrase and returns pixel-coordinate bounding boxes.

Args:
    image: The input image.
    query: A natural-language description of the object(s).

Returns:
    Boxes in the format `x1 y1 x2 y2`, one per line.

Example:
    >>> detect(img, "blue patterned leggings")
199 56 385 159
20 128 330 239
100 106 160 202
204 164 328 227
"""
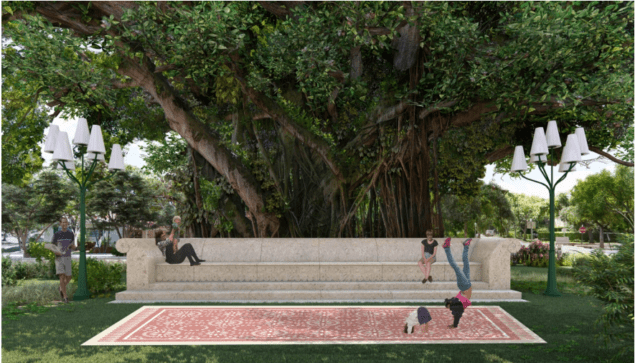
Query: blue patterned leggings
443 243 472 291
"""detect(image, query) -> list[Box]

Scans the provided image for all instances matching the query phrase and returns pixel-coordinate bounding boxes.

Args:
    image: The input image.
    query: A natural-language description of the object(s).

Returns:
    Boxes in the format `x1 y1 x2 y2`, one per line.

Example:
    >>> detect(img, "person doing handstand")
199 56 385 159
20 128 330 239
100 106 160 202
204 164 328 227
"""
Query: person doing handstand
442 237 473 329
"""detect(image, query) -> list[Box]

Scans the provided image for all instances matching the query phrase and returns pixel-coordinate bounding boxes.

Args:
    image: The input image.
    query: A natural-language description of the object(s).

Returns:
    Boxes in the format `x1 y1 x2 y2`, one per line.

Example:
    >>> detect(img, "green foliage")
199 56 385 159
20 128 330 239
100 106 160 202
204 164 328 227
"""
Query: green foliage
1 257 55 284
26 241 57 277
2 279 77 309
2 301 50 320
571 165 634 231
3 1 632 238
110 245 125 257
2 257 18 287
572 240 634 357
70 259 125 296
558 252 593 268
1 170 75 250
86 166 162 234
506 193 548 239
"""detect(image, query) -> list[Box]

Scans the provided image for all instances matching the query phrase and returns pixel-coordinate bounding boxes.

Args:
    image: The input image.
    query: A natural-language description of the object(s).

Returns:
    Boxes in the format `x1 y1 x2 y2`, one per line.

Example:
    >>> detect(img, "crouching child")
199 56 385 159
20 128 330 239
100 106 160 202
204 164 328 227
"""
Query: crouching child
403 306 432 334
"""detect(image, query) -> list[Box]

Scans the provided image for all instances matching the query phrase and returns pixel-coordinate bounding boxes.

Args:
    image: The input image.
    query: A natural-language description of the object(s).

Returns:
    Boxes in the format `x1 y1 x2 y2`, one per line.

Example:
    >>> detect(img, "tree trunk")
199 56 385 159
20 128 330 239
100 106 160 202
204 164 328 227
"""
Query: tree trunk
118 56 280 237
16 228 30 258
598 225 604 249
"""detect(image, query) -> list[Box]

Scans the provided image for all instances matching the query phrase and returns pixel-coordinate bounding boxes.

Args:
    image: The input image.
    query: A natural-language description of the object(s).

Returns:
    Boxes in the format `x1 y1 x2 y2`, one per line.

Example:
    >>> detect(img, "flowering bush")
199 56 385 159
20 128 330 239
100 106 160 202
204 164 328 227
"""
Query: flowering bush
512 240 559 267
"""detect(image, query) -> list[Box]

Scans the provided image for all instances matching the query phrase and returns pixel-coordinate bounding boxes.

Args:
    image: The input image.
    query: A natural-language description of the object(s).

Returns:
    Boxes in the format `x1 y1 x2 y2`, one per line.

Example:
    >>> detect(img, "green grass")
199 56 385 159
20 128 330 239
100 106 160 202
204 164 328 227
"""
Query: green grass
1 266 631 363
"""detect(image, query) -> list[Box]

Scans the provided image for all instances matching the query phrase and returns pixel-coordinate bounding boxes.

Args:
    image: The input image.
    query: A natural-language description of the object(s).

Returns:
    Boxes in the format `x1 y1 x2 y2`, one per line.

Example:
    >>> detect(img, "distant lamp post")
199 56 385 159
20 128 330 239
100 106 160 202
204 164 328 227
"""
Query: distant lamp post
511 121 588 297
43 118 125 301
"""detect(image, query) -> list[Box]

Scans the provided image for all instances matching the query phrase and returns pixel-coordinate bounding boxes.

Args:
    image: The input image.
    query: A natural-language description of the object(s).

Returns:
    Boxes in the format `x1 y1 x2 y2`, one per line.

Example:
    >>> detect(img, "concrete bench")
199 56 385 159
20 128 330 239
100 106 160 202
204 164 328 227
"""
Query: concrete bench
555 237 570 244
115 238 522 302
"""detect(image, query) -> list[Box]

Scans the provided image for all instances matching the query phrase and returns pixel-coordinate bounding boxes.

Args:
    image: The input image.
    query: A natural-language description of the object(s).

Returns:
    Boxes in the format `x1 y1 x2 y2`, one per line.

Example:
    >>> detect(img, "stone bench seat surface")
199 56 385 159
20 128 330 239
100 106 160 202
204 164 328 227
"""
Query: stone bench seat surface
116 238 521 295
151 238 476 262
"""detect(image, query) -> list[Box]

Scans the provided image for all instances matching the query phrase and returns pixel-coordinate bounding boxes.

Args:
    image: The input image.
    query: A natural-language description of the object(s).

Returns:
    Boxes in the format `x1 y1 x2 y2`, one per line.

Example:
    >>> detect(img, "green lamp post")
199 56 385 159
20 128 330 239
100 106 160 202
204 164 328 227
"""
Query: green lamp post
511 121 589 297
44 118 125 301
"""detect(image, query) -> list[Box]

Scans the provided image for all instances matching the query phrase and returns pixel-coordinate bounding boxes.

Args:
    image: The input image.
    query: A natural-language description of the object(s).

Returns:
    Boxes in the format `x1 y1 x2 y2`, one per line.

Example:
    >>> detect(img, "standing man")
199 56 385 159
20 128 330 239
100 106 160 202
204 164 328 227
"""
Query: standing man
52 217 76 303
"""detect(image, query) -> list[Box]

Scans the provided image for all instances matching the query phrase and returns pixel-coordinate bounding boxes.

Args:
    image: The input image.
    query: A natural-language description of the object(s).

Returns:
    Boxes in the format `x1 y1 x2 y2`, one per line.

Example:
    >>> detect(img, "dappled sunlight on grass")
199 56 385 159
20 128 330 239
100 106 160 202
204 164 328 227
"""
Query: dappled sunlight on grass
0 266 629 362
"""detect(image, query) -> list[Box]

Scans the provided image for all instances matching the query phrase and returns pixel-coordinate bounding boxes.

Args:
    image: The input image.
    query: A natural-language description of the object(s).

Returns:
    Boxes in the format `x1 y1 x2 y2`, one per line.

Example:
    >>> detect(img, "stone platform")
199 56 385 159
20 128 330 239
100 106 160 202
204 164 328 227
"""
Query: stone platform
114 238 523 303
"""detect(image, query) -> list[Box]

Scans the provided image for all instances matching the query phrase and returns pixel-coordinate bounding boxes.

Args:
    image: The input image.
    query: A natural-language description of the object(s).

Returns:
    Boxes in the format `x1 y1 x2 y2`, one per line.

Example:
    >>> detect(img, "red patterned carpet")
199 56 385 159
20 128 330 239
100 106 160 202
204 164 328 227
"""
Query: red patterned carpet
83 306 545 345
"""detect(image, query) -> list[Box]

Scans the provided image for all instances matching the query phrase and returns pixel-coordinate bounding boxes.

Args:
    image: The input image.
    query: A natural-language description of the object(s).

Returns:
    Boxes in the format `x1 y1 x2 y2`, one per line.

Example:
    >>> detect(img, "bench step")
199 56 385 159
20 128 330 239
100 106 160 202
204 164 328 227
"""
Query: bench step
155 262 482 283
148 281 491 291
114 289 522 302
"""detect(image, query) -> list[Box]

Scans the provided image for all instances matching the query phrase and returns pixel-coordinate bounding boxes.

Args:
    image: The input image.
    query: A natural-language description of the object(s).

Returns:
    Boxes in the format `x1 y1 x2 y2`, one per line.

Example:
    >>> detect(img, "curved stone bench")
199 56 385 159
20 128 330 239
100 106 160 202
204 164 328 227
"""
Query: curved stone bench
115 238 522 302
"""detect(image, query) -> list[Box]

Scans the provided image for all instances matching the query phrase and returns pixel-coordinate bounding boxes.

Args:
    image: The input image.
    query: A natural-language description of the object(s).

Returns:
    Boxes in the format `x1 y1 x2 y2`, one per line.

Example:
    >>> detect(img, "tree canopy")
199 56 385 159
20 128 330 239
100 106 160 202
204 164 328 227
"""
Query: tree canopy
1 170 75 256
2 1 633 237
570 165 634 246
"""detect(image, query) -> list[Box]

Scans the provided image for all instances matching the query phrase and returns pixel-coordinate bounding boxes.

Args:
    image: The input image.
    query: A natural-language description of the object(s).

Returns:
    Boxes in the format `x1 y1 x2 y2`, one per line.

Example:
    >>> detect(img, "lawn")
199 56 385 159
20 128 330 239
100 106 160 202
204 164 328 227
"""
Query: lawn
1 266 631 363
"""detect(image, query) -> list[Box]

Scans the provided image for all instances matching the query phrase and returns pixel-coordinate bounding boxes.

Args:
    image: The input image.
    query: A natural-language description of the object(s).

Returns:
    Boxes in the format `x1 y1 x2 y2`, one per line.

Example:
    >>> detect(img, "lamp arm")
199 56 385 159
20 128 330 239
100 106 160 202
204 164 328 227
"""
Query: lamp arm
554 163 575 187
86 170 117 188
519 173 550 190
60 161 81 186
536 162 552 186
82 158 101 187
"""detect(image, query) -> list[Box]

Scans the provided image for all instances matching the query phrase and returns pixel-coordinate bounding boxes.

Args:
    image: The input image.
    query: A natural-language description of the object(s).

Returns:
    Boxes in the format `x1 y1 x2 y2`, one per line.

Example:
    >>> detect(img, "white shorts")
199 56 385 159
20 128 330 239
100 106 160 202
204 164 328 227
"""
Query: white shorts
405 310 419 334
55 256 72 276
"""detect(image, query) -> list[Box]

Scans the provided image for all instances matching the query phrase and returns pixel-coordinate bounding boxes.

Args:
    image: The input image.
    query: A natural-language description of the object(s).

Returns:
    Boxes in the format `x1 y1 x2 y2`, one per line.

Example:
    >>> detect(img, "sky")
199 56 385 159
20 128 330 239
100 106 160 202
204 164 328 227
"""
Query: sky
41 116 617 200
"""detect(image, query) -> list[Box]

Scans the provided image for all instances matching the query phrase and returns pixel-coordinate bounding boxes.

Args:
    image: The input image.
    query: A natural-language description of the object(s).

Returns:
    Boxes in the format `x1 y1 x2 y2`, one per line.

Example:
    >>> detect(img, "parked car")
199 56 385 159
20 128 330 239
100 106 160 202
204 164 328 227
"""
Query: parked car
485 229 495 236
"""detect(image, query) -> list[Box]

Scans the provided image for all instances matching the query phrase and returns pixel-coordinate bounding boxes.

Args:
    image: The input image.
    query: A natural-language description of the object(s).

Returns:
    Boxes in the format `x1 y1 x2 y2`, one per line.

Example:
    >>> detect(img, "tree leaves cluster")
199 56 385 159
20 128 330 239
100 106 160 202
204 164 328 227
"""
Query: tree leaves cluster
1 170 75 256
2 1 632 237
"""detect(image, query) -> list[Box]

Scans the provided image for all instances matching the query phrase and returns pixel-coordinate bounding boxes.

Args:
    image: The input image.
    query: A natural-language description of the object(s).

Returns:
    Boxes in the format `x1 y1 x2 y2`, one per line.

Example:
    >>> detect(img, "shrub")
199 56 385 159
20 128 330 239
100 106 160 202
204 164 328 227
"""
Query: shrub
26 241 57 277
2 279 77 308
2 258 54 281
558 252 592 267
110 245 125 256
2 257 17 287
572 240 634 359
512 240 559 267
71 258 125 296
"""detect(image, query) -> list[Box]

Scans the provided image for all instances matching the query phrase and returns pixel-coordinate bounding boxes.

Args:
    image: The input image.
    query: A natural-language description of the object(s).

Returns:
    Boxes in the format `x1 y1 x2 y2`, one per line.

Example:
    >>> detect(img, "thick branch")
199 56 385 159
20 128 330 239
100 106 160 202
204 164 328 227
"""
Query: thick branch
117 55 280 236
258 1 304 20
485 145 514 163
230 63 346 183
589 146 634 167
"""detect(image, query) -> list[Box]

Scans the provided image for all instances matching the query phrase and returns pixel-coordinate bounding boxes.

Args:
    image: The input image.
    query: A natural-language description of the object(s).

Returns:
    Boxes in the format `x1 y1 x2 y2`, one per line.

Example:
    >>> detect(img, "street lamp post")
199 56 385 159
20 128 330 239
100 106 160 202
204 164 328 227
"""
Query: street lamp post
43 118 125 301
511 120 588 297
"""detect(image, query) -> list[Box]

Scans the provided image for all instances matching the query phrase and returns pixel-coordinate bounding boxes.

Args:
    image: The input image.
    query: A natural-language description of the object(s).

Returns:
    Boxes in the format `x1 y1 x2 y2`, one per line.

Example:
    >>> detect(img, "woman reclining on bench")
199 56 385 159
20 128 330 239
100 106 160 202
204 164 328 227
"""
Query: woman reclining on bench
155 230 205 266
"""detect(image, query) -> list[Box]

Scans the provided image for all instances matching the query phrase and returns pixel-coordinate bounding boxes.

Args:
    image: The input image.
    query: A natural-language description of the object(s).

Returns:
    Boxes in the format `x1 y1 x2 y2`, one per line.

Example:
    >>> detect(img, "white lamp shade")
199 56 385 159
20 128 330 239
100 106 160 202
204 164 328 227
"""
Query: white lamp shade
87 125 106 154
43 125 60 153
73 118 91 145
545 120 562 148
511 145 528 172
529 127 549 155
575 127 590 155
108 144 125 171
57 160 75 170
530 153 547 164
561 134 582 163
558 161 576 173
85 152 105 162
51 132 74 162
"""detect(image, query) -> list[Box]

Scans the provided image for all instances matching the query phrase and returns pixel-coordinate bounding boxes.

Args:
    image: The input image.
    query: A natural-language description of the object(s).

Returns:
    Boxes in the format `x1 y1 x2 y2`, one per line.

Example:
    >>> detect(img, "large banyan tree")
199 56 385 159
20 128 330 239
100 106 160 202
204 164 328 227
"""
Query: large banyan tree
2 2 633 237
